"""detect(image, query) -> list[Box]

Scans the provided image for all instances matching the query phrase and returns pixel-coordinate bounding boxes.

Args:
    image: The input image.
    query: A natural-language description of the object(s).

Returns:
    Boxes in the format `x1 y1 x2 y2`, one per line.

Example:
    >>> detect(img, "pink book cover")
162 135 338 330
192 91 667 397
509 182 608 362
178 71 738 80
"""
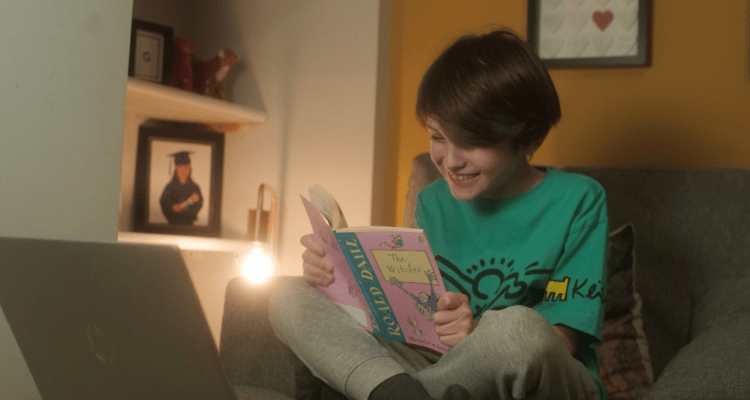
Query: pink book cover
344 230 449 354
300 196 373 331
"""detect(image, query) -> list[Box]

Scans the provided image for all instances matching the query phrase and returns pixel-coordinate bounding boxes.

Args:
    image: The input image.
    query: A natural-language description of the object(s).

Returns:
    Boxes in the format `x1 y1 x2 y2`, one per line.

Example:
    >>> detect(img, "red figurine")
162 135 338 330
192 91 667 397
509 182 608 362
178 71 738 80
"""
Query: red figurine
193 49 239 100
170 38 197 91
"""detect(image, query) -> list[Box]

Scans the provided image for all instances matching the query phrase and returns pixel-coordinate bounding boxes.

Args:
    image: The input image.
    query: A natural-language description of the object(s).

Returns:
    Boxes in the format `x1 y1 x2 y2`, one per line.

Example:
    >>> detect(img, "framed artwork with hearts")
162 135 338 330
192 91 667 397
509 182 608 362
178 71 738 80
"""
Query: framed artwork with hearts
527 0 651 68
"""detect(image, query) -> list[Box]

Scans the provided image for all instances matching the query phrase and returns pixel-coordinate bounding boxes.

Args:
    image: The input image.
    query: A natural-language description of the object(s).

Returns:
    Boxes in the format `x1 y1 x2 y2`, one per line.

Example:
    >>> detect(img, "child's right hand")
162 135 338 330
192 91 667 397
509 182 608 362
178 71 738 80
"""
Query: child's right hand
301 233 335 287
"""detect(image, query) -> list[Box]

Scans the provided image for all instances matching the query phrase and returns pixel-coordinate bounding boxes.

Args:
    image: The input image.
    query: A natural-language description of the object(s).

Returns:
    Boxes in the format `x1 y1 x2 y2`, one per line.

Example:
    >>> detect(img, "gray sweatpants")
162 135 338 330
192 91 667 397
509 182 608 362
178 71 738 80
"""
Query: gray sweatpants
268 278 599 400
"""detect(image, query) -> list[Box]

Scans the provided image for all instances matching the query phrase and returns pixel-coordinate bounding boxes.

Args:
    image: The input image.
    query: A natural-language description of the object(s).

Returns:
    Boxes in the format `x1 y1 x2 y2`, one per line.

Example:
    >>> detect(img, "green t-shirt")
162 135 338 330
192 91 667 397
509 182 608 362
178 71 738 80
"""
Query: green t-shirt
415 168 608 400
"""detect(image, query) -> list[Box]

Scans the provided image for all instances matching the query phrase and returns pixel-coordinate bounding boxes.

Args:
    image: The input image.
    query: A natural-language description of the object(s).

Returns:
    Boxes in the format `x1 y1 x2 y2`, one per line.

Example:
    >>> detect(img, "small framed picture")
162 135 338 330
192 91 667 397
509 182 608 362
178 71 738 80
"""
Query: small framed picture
134 123 224 237
128 19 173 84
527 0 651 68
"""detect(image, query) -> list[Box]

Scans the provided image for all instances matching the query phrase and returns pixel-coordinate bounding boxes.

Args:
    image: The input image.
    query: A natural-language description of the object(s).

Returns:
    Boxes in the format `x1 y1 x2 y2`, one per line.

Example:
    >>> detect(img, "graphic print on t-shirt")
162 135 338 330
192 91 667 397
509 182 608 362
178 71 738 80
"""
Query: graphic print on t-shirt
436 254 604 318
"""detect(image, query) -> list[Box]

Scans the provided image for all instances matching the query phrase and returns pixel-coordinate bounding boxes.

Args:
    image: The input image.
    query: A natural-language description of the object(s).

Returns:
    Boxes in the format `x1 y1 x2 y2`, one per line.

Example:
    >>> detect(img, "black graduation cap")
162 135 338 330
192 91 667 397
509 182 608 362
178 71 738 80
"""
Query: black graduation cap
169 151 193 165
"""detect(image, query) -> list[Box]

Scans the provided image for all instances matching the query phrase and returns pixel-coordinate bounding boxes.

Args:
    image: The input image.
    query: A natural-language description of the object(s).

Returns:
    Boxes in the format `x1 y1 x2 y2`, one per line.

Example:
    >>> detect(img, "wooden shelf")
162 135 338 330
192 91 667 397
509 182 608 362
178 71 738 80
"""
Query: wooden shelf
125 77 267 127
119 78 268 249
118 231 261 253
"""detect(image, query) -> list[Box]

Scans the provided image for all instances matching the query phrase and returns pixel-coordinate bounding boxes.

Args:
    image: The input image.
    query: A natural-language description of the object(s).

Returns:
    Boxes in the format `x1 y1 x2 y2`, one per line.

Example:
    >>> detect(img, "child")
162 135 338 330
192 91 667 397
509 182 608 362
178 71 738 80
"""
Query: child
160 151 203 225
269 29 608 400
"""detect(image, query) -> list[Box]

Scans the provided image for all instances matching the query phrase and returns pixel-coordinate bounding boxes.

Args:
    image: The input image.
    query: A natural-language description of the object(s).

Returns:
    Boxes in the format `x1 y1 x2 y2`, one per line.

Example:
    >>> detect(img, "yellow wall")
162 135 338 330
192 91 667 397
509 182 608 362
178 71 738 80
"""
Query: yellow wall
387 1 750 226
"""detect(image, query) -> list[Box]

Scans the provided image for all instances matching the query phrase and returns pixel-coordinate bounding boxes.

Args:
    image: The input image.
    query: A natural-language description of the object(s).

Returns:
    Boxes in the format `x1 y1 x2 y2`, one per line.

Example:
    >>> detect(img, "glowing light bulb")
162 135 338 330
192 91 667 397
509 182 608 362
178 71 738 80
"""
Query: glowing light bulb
240 244 275 283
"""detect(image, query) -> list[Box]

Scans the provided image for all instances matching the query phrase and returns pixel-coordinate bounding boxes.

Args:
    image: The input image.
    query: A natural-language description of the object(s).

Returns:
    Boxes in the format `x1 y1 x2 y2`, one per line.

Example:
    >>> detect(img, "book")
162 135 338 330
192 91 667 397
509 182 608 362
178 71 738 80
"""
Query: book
301 185 449 354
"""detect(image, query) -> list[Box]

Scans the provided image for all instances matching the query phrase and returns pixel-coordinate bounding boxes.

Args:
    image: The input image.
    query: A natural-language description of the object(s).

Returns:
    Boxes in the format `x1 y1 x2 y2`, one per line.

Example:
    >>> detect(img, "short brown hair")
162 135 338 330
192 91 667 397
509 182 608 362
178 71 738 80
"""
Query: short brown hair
416 29 560 151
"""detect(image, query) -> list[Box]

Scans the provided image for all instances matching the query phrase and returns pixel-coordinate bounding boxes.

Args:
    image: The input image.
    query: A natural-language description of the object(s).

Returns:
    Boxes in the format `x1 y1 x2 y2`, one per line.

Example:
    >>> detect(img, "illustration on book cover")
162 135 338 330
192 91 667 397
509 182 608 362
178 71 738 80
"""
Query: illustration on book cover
301 185 450 353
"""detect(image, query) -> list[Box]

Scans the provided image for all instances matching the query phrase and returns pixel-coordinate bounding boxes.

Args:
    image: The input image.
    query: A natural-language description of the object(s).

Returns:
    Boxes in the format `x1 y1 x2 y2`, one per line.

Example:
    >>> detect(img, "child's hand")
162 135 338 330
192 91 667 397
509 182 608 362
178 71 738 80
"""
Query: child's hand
434 291 478 348
301 234 335 287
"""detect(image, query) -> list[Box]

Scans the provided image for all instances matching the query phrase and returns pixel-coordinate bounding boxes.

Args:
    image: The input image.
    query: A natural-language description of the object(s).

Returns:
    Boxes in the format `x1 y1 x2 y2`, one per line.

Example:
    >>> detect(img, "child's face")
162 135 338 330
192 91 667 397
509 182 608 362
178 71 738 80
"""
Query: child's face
176 165 191 184
426 117 528 202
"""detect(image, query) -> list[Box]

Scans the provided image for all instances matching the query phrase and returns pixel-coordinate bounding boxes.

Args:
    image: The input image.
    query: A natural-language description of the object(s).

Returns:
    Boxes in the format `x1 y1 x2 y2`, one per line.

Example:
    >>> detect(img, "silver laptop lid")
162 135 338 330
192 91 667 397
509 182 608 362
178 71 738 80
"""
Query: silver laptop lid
0 237 236 400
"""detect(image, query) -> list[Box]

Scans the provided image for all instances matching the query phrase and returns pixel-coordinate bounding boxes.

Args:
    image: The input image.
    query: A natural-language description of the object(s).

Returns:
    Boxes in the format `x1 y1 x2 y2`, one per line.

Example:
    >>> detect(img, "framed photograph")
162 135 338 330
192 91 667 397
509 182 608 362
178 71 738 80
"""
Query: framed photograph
527 0 651 68
134 123 224 237
128 19 173 84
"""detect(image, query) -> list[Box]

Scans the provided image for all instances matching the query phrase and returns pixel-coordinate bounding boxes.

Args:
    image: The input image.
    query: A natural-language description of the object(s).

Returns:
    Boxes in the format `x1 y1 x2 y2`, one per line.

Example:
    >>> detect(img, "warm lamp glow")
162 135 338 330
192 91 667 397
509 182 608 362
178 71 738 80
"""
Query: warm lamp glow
242 184 278 283
240 243 275 283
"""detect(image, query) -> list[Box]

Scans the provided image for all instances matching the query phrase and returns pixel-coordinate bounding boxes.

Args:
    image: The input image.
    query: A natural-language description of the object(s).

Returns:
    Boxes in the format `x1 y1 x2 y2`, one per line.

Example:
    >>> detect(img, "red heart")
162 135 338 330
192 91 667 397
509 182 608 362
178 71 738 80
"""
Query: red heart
593 10 614 31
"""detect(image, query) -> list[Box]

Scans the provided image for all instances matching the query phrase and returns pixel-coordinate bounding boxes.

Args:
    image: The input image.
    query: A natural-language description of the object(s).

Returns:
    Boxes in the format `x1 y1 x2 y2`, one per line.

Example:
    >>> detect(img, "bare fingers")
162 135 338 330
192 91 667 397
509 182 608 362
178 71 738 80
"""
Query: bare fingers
300 234 334 286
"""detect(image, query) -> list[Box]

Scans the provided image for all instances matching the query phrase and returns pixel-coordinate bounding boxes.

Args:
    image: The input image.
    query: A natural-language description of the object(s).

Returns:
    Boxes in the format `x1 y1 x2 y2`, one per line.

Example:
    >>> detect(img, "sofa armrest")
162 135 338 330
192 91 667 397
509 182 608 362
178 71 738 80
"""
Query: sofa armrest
641 316 750 400
219 276 299 398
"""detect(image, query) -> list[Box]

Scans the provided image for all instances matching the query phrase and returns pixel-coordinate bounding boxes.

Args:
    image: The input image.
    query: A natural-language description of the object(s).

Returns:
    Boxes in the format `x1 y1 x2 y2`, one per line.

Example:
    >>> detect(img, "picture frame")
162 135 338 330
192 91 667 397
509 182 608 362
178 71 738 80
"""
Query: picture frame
128 19 173 84
134 123 224 237
527 0 651 68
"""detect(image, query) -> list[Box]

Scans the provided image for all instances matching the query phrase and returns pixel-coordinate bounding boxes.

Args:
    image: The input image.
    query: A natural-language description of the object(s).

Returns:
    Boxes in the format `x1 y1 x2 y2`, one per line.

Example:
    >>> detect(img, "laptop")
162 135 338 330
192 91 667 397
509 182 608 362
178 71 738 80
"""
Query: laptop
0 236 237 400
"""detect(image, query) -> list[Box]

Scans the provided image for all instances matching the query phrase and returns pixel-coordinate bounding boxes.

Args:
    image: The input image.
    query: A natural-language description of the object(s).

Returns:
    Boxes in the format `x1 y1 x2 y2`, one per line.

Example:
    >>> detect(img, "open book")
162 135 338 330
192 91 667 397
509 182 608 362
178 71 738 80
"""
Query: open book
301 185 449 354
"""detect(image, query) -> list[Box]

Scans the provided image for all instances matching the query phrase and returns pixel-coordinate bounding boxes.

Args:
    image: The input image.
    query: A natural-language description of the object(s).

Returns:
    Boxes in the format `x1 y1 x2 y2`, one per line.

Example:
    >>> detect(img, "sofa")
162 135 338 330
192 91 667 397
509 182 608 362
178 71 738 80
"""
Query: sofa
219 153 750 400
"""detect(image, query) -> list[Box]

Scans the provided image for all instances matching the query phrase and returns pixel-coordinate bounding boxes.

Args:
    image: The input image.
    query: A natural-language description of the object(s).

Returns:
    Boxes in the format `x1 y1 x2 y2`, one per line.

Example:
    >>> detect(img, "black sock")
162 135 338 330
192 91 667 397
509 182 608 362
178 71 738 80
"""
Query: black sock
368 373 433 400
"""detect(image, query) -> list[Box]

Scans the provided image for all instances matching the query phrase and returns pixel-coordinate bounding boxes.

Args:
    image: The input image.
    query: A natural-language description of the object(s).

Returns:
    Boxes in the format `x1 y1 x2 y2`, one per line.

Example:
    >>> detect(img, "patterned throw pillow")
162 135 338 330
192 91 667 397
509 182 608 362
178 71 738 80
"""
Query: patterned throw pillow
597 224 654 400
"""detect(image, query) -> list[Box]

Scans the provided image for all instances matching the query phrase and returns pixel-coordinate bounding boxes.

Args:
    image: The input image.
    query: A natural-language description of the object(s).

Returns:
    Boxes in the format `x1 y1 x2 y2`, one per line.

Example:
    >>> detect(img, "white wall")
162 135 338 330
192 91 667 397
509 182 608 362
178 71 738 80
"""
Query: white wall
124 0 385 343
0 0 132 241
188 0 384 276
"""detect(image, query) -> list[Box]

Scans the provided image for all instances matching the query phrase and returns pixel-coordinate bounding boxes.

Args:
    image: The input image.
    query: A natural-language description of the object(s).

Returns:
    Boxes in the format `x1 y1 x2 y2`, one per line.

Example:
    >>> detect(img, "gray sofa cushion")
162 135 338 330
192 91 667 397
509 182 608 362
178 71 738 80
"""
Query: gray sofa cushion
566 167 750 379
691 277 750 339
234 386 295 400
220 276 349 400
641 316 750 400
642 276 750 400
220 277 299 398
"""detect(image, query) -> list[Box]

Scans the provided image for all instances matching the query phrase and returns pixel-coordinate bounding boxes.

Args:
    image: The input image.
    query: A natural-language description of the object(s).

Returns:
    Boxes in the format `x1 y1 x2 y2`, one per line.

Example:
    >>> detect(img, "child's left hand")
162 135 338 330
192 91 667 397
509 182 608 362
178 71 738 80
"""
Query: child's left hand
434 291 478 348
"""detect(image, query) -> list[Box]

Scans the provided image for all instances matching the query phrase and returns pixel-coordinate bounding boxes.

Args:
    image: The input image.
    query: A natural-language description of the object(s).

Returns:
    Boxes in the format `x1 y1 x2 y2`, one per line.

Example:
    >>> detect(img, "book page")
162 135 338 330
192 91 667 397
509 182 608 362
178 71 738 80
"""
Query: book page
308 184 348 230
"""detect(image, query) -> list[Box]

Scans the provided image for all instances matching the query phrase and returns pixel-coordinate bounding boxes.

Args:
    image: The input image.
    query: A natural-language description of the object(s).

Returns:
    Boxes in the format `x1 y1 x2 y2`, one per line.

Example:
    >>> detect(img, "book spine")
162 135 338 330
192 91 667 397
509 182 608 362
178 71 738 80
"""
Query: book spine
334 232 405 342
